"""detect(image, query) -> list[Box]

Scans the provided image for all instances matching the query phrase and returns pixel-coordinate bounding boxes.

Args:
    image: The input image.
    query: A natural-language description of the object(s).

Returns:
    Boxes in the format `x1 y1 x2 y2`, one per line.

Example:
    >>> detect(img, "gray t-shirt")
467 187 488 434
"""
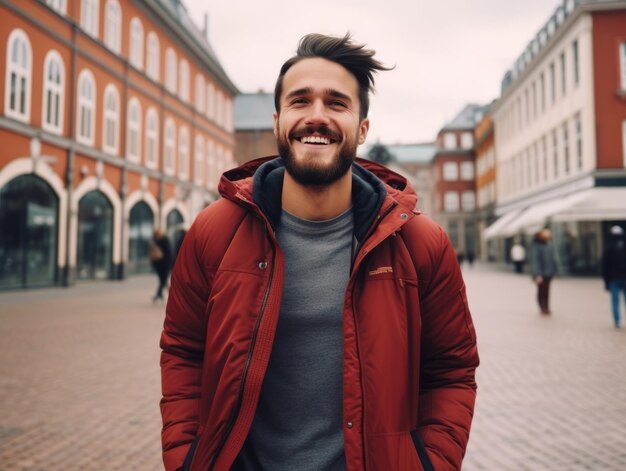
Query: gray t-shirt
233 208 353 471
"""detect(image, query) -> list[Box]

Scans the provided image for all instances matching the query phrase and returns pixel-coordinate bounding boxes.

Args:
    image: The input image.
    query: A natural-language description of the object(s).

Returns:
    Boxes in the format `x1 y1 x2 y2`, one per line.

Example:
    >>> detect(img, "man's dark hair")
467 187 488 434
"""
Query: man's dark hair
274 33 392 120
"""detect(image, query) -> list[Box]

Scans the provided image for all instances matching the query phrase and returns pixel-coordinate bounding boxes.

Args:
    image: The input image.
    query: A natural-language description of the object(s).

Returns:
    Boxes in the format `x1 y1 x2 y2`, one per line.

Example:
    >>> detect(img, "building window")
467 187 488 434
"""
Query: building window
102 84 119 155
540 72 546 113
461 191 475 212
460 161 474 181
552 130 558 178
572 40 579 86
194 135 204 185
549 62 556 104
76 69 96 146
224 99 233 132
4 29 32 123
524 88 529 124
619 41 626 90
206 140 215 188
104 0 121 53
179 59 190 101
443 162 458 181
206 82 215 119
178 126 189 180
165 48 177 93
129 18 144 70
46 0 67 14
42 50 64 134
444 191 459 212
195 75 205 113
542 136 548 182
533 143 539 185
145 107 158 170
146 32 159 81
563 122 570 174
216 91 223 127
575 114 582 170
126 98 141 162
443 132 456 150
81 0 99 37
531 82 537 118
164 119 176 176
460 132 473 149
560 52 566 96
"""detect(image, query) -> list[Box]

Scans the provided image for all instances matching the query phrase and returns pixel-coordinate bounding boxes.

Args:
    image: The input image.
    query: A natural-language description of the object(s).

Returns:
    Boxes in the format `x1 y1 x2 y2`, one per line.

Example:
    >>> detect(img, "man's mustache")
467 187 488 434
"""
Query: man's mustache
289 125 342 142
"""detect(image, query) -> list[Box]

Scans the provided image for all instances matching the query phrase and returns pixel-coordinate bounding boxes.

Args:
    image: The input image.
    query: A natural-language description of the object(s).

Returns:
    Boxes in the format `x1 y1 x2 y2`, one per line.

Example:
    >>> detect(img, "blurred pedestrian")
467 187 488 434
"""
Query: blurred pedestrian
601 225 626 328
467 251 475 267
456 251 465 266
150 228 172 303
510 240 526 273
531 228 558 315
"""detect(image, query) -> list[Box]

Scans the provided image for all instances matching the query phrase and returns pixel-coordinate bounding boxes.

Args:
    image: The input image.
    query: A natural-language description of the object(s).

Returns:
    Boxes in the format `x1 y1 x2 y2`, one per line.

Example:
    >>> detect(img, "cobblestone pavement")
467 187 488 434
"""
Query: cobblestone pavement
0 264 625 470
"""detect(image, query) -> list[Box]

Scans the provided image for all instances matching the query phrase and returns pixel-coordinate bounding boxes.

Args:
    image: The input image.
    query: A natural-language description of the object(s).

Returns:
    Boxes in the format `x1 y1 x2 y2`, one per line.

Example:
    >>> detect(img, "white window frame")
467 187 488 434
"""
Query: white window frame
443 162 458 181
620 42 626 90
76 69 96 146
104 0 121 54
194 134 204 185
443 132 456 150
178 126 189 180
206 82 214 119
146 32 160 81
215 91 223 127
195 75 205 113
443 191 459 213
46 0 67 14
129 17 144 70
4 29 32 123
461 132 473 149
126 97 141 163
102 84 119 155
42 50 65 134
145 107 158 170
461 191 476 212
179 59 190 101
460 161 474 181
206 140 214 189
165 48 177 93
80 0 100 38
164 118 176 176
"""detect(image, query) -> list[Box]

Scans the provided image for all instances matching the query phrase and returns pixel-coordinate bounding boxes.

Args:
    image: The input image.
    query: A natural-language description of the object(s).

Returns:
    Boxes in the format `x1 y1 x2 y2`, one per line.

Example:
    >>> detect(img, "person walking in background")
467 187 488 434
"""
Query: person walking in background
510 240 526 273
531 228 558 315
602 225 626 328
150 228 172 303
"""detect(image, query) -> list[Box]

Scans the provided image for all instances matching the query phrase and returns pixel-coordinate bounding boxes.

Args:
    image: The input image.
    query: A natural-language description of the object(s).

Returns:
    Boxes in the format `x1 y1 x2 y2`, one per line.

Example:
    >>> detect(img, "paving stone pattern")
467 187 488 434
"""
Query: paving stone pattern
0 265 625 470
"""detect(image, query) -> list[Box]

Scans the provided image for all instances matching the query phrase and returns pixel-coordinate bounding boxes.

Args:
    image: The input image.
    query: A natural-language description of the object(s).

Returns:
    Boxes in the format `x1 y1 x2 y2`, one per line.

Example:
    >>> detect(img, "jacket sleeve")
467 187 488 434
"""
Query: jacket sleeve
160 219 210 471
417 227 479 471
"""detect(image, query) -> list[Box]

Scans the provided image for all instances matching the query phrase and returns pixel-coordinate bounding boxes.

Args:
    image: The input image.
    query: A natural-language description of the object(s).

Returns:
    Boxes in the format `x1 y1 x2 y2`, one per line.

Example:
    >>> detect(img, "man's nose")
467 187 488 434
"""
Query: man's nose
305 99 330 124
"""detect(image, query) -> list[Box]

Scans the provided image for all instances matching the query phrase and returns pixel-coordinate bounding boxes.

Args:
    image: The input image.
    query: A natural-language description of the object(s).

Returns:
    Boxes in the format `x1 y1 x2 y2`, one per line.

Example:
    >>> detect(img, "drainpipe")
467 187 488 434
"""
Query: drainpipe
118 60 129 280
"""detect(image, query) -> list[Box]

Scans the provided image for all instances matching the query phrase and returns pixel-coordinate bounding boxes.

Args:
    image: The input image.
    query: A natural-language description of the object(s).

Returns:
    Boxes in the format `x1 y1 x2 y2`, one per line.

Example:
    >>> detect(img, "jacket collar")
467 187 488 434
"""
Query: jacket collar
220 156 418 242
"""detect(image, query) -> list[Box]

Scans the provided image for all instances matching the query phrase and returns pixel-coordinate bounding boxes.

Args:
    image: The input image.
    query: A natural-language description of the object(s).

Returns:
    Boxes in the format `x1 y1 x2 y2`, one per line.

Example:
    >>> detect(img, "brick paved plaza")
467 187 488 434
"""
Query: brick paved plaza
0 263 625 470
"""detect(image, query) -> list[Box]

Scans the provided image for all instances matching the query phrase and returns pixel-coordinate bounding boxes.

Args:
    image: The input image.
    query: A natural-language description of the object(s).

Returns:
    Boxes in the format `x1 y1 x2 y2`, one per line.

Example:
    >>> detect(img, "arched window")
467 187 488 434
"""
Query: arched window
178 126 189 180
129 17 144 70
164 118 176 175
145 107 158 169
42 50 65 134
76 69 96 146
206 82 214 119
179 59 189 101
4 29 32 122
146 32 160 81
195 74 205 113
104 0 121 53
194 134 204 185
46 0 67 14
206 140 215 189
80 0 99 37
102 84 119 155
165 48 177 93
126 97 141 162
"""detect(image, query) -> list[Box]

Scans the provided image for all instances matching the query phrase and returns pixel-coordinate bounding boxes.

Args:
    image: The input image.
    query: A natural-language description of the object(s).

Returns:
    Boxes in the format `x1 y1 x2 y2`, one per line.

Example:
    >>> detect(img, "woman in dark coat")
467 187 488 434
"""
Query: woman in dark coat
531 228 558 315
151 228 172 302
602 225 626 328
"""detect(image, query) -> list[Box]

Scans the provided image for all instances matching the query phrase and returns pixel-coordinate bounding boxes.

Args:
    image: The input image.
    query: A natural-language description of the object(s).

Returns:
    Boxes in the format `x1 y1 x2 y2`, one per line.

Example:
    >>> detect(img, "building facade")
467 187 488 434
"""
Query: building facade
234 91 276 164
487 0 626 274
0 0 238 289
475 104 498 261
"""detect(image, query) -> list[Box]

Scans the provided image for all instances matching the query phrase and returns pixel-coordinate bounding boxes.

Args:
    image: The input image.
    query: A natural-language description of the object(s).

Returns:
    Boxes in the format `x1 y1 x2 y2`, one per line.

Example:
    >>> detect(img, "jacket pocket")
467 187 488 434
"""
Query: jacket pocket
410 430 435 471
181 435 200 471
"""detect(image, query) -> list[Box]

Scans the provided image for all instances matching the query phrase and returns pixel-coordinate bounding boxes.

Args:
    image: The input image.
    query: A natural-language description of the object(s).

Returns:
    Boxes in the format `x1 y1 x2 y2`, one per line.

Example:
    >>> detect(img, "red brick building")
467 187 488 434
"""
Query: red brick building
0 0 238 289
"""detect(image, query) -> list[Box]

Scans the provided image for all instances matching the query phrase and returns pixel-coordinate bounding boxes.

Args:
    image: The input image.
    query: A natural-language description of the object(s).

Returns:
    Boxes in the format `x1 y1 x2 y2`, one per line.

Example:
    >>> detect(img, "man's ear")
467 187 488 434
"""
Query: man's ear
358 118 370 145
273 112 279 137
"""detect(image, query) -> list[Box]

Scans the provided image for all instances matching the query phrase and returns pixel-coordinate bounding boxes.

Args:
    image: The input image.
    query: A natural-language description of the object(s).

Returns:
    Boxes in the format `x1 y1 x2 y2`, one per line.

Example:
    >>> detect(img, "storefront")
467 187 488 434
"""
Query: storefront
76 190 113 280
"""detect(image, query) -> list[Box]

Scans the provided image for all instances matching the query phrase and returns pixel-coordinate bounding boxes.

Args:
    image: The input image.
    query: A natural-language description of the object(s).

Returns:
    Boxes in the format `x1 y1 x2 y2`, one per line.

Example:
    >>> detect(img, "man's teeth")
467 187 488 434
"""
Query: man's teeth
301 136 330 145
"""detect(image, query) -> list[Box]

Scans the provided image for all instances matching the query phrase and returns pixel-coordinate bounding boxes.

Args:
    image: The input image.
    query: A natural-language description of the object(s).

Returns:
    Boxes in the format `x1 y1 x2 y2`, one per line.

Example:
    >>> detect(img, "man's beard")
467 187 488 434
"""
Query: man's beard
277 124 358 187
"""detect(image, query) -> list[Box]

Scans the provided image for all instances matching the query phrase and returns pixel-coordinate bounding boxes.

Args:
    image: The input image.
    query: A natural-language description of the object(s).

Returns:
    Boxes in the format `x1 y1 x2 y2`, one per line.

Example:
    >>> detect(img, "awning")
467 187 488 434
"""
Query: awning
552 187 626 222
484 208 524 239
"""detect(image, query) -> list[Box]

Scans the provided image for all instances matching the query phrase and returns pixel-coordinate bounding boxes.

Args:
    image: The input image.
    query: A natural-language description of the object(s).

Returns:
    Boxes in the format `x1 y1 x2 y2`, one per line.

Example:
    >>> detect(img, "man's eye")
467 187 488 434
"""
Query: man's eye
330 101 347 108
291 98 307 105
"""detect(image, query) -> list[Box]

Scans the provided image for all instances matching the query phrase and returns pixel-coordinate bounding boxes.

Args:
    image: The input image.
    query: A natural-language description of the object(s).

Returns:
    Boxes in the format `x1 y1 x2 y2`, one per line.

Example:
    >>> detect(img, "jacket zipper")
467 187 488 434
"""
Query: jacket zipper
207 243 277 471
350 202 398 272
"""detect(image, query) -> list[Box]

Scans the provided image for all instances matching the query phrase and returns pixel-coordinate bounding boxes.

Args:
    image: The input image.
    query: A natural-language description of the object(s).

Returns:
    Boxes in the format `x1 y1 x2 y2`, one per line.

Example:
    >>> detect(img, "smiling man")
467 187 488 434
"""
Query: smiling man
160 33 479 471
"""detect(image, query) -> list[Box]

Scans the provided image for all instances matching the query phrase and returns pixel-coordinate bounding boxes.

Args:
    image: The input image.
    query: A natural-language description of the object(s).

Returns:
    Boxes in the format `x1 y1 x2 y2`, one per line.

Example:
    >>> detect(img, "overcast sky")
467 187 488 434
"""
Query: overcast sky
185 0 562 145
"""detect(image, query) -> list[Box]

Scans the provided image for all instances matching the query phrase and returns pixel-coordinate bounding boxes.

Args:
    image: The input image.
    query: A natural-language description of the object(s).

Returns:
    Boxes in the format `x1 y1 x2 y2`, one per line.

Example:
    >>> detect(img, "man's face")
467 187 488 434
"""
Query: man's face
274 57 369 187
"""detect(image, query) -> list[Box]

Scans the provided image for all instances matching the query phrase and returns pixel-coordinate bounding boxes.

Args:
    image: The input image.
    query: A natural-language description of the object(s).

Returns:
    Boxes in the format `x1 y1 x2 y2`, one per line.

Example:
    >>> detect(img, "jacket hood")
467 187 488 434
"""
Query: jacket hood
219 156 418 242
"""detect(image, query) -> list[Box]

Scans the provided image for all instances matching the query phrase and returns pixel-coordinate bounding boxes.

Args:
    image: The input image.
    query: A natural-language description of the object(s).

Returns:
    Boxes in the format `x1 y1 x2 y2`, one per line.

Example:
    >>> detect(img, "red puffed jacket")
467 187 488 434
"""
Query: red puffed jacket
160 157 479 471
